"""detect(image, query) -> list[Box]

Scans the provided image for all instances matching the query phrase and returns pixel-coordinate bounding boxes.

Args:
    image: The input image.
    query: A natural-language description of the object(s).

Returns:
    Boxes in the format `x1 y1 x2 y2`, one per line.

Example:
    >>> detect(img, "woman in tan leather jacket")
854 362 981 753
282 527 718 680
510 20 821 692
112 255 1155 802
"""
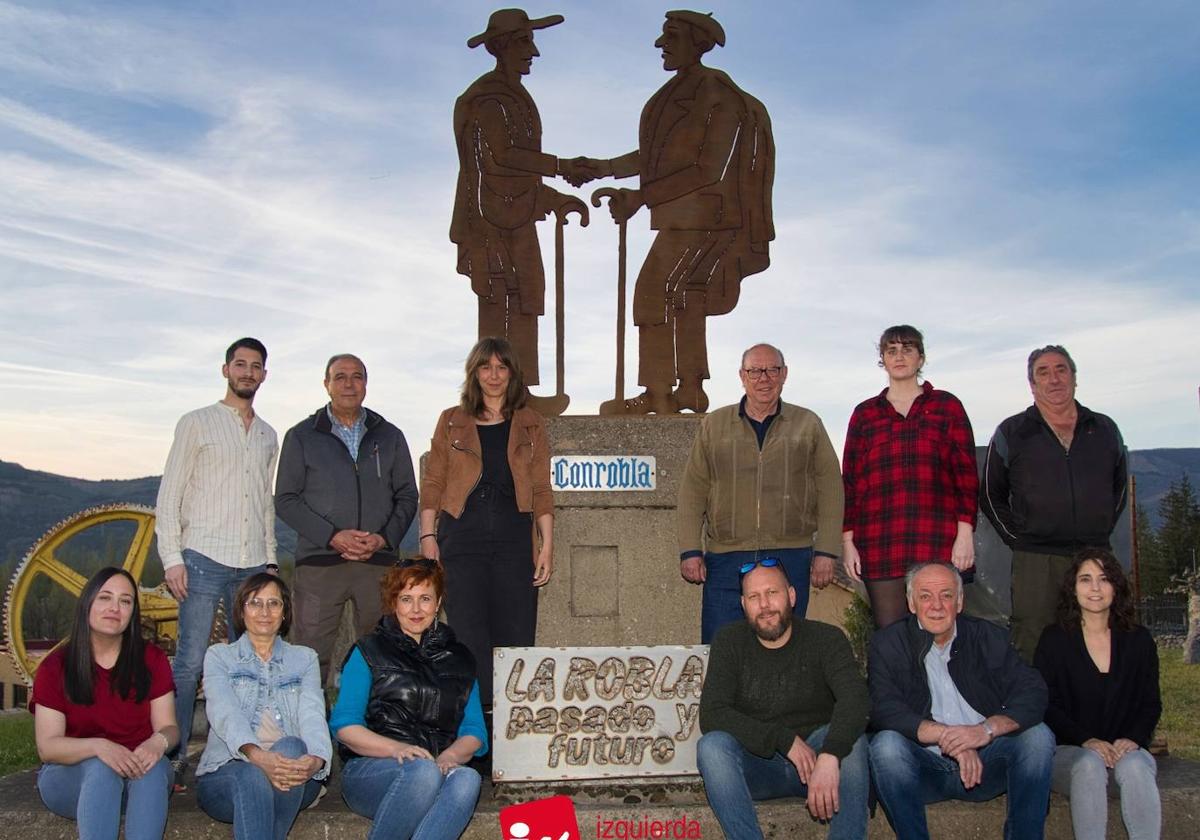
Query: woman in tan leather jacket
418 337 554 710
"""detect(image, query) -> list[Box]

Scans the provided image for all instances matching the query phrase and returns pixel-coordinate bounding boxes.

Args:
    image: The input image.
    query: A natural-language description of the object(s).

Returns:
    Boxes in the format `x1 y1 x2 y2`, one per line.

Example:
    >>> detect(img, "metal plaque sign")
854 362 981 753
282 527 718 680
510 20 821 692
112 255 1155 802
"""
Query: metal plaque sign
493 645 708 781
550 455 657 491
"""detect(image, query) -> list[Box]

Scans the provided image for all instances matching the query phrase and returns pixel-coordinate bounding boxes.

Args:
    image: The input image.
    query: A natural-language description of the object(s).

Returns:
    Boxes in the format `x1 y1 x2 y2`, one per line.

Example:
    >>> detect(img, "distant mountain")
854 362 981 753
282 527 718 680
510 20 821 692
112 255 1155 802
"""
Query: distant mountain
0 460 161 568
964 447 1198 622
0 459 418 579
1126 448 1200 520
1 449 1196 621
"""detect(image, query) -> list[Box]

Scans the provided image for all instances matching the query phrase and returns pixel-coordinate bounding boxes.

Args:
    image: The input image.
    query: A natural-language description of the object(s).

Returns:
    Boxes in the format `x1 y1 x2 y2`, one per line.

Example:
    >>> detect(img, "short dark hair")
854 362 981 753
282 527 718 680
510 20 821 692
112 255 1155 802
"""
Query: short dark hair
380 558 445 614
325 353 367 382
1027 345 1076 384
231 573 293 637
1055 548 1136 633
226 337 267 365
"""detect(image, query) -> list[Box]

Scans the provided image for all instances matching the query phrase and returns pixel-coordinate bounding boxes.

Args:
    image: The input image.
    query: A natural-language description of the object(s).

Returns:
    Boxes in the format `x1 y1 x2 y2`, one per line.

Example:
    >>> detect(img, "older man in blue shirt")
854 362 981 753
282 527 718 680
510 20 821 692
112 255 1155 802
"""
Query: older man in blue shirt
867 562 1054 840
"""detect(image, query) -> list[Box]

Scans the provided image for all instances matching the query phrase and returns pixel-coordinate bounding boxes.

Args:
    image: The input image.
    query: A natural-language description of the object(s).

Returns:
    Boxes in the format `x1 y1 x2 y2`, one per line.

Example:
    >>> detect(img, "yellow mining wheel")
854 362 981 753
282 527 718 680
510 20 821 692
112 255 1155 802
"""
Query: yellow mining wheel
3 504 178 685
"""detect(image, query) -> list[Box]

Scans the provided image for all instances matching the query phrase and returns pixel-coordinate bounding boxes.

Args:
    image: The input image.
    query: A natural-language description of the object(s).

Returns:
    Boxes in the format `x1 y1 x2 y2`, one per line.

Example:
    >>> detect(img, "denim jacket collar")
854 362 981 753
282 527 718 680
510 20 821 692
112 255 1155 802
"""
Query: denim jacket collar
233 631 285 665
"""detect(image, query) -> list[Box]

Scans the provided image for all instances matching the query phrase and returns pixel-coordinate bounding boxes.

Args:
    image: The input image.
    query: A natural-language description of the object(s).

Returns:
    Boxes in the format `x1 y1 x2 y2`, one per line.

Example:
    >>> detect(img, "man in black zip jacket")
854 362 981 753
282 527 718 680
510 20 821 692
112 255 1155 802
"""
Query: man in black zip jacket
276 354 418 682
868 563 1053 840
980 344 1127 661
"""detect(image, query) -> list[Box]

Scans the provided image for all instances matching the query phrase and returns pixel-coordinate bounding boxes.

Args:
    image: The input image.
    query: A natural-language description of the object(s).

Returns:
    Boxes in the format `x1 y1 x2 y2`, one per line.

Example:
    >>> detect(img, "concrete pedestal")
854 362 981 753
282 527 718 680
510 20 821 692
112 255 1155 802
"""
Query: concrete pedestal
536 415 702 647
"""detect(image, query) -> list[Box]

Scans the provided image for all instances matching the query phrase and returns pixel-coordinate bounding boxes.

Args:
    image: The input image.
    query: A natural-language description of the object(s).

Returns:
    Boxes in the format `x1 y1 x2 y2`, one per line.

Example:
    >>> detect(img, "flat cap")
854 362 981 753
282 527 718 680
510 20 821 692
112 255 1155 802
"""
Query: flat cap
665 10 725 47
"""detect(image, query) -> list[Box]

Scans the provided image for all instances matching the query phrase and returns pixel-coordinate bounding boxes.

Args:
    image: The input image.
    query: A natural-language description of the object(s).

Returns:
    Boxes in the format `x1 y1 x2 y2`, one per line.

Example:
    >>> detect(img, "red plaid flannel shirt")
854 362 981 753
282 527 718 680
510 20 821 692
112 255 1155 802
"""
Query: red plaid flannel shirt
841 382 978 579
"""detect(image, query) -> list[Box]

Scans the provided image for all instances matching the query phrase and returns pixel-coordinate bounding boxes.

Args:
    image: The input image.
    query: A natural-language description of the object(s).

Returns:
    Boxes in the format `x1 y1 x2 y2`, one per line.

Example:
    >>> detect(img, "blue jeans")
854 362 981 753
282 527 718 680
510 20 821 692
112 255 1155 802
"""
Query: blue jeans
341 756 481 840
196 736 321 840
701 548 812 643
697 726 869 840
37 755 171 840
173 549 265 755
869 724 1055 840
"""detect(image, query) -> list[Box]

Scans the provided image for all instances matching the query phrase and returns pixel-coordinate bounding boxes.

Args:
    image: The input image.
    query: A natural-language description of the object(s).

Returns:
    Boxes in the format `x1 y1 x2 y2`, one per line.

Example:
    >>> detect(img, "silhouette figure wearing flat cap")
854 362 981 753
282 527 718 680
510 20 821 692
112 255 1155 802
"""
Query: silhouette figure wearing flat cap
451 9 589 409
582 10 775 415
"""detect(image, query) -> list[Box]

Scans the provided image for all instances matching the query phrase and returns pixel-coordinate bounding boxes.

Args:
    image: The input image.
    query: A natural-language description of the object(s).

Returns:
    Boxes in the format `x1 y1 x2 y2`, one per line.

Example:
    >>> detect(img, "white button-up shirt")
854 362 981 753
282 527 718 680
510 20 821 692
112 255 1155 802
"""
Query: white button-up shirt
155 402 278 570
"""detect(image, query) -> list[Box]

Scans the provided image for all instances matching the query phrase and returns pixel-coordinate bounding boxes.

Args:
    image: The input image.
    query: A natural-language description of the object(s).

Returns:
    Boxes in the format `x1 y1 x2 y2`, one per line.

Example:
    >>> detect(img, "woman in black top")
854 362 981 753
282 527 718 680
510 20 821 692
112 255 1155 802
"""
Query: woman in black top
1033 548 1161 840
418 337 554 710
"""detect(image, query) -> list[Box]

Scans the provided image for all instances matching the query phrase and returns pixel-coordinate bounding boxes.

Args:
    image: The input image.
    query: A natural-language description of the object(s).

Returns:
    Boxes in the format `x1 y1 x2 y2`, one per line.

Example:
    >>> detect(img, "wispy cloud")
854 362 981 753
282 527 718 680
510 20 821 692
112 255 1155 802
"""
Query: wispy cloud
0 0 1195 480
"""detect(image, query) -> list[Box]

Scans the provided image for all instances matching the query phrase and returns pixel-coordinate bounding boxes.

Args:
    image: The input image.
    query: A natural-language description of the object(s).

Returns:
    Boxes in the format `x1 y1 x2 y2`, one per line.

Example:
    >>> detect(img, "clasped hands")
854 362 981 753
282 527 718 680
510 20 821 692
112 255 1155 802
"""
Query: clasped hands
393 741 463 776
245 745 323 792
1084 737 1140 768
331 529 385 561
931 722 992 789
95 734 167 779
557 156 610 187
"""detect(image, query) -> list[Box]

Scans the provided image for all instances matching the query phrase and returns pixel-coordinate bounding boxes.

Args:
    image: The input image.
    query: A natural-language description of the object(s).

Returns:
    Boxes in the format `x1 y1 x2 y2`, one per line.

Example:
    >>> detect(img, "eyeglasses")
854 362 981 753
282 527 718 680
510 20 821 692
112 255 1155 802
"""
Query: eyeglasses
396 557 438 570
244 597 284 613
742 366 783 381
738 557 782 576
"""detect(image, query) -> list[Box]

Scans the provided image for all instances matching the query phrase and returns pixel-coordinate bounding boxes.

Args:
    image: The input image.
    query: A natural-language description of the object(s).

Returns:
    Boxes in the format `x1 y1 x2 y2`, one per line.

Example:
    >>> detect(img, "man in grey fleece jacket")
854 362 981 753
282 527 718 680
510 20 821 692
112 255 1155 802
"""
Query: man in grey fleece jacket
275 354 418 682
697 559 869 840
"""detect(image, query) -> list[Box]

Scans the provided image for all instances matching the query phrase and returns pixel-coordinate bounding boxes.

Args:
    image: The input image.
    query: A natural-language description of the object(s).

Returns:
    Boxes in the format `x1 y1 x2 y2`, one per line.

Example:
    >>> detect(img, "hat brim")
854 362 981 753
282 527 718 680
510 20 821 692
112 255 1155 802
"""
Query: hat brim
468 14 564 48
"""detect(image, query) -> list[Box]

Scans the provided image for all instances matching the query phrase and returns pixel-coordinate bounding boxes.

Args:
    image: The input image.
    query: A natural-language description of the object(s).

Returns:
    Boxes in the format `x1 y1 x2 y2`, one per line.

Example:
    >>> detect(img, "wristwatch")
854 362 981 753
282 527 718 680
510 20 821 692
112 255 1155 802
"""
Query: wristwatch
981 720 996 741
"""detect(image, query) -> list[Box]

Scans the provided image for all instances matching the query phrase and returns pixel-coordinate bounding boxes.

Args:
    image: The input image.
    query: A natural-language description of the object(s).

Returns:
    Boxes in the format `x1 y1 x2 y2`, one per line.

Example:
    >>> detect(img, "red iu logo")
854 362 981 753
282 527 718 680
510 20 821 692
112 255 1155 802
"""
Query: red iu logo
500 795 580 840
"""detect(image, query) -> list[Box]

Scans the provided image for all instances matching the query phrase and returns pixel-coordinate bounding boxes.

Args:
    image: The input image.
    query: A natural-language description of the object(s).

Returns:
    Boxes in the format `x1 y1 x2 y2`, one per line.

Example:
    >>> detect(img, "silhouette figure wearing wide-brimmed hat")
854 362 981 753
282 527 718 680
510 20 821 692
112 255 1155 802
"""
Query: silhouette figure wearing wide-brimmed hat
451 9 589 416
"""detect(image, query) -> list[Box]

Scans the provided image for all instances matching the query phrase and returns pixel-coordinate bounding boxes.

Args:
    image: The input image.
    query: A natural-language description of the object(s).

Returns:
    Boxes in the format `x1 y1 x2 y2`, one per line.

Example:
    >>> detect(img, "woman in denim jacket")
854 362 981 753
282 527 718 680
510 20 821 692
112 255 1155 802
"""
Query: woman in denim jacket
196 573 332 839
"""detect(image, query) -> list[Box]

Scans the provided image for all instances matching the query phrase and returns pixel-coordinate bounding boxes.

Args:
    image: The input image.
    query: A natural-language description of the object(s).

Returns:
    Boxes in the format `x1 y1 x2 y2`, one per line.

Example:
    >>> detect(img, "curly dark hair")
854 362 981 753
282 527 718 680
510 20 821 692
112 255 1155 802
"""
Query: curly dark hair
1055 547 1136 632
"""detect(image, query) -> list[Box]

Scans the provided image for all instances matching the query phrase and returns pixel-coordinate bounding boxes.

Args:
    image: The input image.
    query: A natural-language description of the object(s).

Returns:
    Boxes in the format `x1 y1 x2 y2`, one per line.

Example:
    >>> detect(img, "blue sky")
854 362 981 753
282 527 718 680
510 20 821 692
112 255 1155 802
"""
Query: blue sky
1 0 1197 479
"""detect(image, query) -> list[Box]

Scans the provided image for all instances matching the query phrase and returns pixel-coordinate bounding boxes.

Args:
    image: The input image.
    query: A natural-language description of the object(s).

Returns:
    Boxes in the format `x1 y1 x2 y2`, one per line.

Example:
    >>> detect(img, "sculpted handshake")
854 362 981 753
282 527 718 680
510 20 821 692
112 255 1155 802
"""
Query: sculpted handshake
453 8 773 417
556 156 610 188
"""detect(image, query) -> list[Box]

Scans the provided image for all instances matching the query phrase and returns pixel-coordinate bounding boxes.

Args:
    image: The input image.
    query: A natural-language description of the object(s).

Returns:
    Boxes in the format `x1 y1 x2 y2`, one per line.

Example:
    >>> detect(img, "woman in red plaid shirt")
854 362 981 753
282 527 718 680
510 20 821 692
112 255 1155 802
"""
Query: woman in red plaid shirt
841 325 979 628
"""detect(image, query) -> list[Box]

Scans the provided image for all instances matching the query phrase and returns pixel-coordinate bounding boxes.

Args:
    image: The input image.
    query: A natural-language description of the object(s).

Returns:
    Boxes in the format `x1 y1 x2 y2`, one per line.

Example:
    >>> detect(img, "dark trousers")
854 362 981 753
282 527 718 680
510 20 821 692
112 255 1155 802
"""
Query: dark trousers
293 562 389 684
1010 550 1073 662
440 486 536 708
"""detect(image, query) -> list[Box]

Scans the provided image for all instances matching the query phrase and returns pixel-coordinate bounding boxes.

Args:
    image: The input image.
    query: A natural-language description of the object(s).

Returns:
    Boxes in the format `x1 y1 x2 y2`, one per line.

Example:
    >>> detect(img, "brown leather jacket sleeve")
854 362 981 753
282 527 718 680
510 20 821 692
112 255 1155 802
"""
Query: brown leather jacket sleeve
527 412 554 521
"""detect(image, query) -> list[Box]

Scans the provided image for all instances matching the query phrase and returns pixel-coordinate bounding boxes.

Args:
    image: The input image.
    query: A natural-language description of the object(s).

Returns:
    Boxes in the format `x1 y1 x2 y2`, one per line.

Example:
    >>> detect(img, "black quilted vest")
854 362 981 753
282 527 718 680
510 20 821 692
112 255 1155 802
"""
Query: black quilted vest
338 615 476 761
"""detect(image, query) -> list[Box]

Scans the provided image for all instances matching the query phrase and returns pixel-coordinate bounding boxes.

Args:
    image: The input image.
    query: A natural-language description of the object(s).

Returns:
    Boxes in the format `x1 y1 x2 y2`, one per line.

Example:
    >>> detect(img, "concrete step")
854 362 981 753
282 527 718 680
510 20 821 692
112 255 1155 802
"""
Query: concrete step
2 757 1198 839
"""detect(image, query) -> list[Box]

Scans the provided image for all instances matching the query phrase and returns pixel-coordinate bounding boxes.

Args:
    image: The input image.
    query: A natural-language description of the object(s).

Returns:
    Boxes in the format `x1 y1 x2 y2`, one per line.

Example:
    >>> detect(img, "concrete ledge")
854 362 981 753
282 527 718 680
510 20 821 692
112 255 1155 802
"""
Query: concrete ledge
2 757 1197 838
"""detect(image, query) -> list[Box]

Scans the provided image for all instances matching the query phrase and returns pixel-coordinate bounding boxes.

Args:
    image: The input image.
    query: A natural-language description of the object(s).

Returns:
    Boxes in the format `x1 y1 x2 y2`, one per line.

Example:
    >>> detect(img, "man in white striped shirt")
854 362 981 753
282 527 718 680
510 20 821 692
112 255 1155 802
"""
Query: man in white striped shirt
155 337 279 782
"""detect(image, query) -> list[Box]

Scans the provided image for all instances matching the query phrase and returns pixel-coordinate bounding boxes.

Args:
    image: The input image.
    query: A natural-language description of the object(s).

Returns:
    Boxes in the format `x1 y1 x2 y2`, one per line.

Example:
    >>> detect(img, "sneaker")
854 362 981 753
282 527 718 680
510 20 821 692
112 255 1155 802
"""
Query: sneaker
305 779 329 810
170 757 188 793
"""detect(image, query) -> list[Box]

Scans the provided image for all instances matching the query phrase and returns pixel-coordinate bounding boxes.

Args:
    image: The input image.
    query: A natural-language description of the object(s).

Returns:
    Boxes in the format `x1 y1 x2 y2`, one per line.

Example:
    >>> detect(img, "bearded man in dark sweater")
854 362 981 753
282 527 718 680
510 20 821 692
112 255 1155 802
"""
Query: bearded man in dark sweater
697 559 869 839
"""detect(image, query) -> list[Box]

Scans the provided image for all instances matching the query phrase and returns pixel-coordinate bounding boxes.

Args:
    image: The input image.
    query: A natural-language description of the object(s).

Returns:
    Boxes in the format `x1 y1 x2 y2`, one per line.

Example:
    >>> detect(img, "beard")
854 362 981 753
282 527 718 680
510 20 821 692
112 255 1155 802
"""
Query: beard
227 377 259 399
751 607 792 642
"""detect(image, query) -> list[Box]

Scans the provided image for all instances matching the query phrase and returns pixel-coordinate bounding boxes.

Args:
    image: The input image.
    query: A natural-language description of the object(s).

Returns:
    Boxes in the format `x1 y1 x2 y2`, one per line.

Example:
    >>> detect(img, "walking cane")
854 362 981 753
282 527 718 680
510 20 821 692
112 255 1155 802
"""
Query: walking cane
537 198 589 417
592 188 627 415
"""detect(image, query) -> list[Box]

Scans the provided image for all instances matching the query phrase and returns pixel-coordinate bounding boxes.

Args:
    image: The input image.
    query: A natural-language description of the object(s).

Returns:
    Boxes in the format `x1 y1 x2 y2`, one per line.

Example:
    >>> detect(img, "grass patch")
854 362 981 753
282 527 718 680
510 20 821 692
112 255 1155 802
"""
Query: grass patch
1157 644 1200 761
0 711 37 776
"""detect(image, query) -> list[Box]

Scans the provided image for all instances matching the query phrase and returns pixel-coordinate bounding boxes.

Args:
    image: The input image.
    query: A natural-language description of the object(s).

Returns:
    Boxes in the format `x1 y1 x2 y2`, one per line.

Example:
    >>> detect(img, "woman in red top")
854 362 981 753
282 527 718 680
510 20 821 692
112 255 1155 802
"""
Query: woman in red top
31 567 178 840
842 325 979 628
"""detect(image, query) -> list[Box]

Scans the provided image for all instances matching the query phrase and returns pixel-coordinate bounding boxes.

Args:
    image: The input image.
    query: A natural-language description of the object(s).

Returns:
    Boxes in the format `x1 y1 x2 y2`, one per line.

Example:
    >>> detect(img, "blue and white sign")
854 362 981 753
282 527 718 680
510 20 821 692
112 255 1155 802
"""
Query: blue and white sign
551 455 657 491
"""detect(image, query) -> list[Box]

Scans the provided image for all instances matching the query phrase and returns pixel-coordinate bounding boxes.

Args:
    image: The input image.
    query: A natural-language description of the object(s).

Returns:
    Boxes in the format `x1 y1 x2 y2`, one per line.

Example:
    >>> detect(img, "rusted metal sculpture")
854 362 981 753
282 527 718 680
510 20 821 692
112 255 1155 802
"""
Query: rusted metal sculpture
450 8 591 417
578 10 776 415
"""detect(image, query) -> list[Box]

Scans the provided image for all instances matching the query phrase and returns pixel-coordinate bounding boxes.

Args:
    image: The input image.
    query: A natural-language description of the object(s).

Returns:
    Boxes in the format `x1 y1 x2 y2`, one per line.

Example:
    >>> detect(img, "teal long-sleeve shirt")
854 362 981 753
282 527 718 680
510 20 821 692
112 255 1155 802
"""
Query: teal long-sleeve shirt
699 619 868 760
